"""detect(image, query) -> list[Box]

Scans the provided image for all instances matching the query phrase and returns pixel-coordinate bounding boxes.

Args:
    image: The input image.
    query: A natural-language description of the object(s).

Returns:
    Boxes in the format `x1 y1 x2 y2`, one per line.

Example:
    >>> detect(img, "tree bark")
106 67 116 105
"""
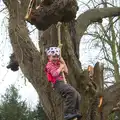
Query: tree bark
76 7 120 58
3 0 120 120
27 0 78 30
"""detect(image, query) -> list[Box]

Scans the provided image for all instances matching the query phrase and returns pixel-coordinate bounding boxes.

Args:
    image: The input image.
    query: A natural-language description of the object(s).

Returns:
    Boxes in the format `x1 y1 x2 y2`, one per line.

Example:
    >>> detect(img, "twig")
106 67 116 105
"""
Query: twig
0 7 7 12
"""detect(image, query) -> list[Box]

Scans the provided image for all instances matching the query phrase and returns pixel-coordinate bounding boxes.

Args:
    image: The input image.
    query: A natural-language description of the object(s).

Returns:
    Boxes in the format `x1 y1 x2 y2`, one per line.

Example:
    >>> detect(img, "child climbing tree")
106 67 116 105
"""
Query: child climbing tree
45 46 82 120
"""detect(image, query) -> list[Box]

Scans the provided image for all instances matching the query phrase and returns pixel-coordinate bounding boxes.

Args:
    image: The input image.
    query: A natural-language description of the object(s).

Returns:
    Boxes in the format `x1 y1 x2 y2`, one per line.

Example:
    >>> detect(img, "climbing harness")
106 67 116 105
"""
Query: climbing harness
56 22 67 84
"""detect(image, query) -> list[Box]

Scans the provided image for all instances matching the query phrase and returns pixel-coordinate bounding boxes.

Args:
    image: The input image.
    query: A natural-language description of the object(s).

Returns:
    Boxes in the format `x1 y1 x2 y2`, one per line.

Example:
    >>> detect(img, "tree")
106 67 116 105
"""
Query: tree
0 85 31 120
0 84 47 120
2 0 120 120
33 102 49 120
82 0 120 83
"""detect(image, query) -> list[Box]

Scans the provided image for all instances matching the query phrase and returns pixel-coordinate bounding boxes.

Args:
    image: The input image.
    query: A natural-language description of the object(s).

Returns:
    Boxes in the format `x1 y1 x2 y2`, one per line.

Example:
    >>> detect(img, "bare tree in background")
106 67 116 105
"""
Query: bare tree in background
82 0 120 84
2 0 120 120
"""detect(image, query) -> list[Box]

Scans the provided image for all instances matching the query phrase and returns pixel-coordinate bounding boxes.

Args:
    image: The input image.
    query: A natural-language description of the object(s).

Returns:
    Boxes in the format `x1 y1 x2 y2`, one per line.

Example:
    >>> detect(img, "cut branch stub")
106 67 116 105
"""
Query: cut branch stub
26 0 78 30
7 53 19 71
93 62 104 93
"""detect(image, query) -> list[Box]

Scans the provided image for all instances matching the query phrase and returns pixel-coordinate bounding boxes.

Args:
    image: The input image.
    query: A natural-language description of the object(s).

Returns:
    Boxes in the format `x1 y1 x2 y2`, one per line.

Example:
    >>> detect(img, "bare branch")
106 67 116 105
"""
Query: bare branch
76 7 120 44
78 0 91 9
0 7 7 12
3 0 40 83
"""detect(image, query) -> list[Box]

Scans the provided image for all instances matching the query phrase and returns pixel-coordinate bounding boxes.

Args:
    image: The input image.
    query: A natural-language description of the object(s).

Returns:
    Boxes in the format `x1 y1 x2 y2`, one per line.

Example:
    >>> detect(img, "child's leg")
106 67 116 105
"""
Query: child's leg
75 91 81 113
54 81 81 115
64 85 78 115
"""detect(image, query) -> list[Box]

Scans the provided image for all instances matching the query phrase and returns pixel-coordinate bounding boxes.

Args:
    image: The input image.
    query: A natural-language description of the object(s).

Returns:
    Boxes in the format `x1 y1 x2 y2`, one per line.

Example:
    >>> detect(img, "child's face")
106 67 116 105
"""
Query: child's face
48 55 60 62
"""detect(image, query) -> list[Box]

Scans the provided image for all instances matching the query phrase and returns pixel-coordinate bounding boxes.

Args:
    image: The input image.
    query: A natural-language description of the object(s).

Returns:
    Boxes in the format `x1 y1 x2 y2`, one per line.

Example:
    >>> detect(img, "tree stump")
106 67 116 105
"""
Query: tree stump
27 0 78 30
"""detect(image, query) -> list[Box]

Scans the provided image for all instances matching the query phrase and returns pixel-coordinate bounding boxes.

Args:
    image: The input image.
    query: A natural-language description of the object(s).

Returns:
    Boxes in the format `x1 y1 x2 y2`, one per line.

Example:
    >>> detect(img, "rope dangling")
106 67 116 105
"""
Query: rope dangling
56 22 67 84
56 22 63 52
25 0 37 21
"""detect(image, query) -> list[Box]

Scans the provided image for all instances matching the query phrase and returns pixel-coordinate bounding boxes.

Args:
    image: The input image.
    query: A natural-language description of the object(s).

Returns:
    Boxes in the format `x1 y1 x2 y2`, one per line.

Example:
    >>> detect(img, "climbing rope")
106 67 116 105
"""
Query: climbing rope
25 0 37 20
56 22 67 84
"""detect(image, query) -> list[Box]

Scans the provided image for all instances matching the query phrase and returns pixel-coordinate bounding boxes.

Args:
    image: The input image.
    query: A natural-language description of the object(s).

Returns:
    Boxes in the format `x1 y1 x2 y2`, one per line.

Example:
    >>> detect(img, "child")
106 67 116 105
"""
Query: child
45 47 82 120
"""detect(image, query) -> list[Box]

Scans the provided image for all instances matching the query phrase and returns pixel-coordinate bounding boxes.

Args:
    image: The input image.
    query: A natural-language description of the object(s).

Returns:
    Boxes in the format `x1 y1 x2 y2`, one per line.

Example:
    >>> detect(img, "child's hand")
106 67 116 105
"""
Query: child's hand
57 63 65 74
60 57 65 64
60 63 65 69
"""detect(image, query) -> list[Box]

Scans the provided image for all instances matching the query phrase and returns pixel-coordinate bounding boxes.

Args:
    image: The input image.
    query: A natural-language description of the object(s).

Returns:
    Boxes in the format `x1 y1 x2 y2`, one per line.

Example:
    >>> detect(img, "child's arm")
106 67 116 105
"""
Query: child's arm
56 63 65 74
60 57 68 74
46 62 64 77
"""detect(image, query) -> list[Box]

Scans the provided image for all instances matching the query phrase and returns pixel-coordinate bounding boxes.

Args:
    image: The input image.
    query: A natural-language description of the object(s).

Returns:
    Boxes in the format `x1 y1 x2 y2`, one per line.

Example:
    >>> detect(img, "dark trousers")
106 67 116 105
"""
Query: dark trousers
54 80 81 115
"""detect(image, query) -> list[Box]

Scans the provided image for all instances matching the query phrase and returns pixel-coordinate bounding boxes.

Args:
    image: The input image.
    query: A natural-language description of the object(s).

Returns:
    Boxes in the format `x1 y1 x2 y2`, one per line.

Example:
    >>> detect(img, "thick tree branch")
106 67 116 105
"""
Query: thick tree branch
76 7 120 55
3 0 42 86
3 1 59 119
27 0 78 30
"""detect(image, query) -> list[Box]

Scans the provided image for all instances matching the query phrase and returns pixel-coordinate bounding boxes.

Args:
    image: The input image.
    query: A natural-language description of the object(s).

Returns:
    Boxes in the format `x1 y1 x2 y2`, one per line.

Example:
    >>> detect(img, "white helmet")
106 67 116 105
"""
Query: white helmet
45 47 60 56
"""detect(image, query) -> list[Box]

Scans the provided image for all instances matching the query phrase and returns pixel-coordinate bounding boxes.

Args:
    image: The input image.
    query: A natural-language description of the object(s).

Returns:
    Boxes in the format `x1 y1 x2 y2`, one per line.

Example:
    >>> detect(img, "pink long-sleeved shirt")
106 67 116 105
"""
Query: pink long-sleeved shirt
45 61 64 84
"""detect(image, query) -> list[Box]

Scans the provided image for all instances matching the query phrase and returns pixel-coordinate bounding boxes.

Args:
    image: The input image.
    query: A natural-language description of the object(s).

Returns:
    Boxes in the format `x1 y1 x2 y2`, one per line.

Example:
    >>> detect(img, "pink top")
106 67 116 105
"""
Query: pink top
45 60 64 84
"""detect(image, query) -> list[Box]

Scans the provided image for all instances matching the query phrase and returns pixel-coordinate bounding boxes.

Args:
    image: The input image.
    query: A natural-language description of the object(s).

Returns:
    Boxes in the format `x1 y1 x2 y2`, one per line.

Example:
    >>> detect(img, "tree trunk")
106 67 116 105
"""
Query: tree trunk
3 0 120 120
